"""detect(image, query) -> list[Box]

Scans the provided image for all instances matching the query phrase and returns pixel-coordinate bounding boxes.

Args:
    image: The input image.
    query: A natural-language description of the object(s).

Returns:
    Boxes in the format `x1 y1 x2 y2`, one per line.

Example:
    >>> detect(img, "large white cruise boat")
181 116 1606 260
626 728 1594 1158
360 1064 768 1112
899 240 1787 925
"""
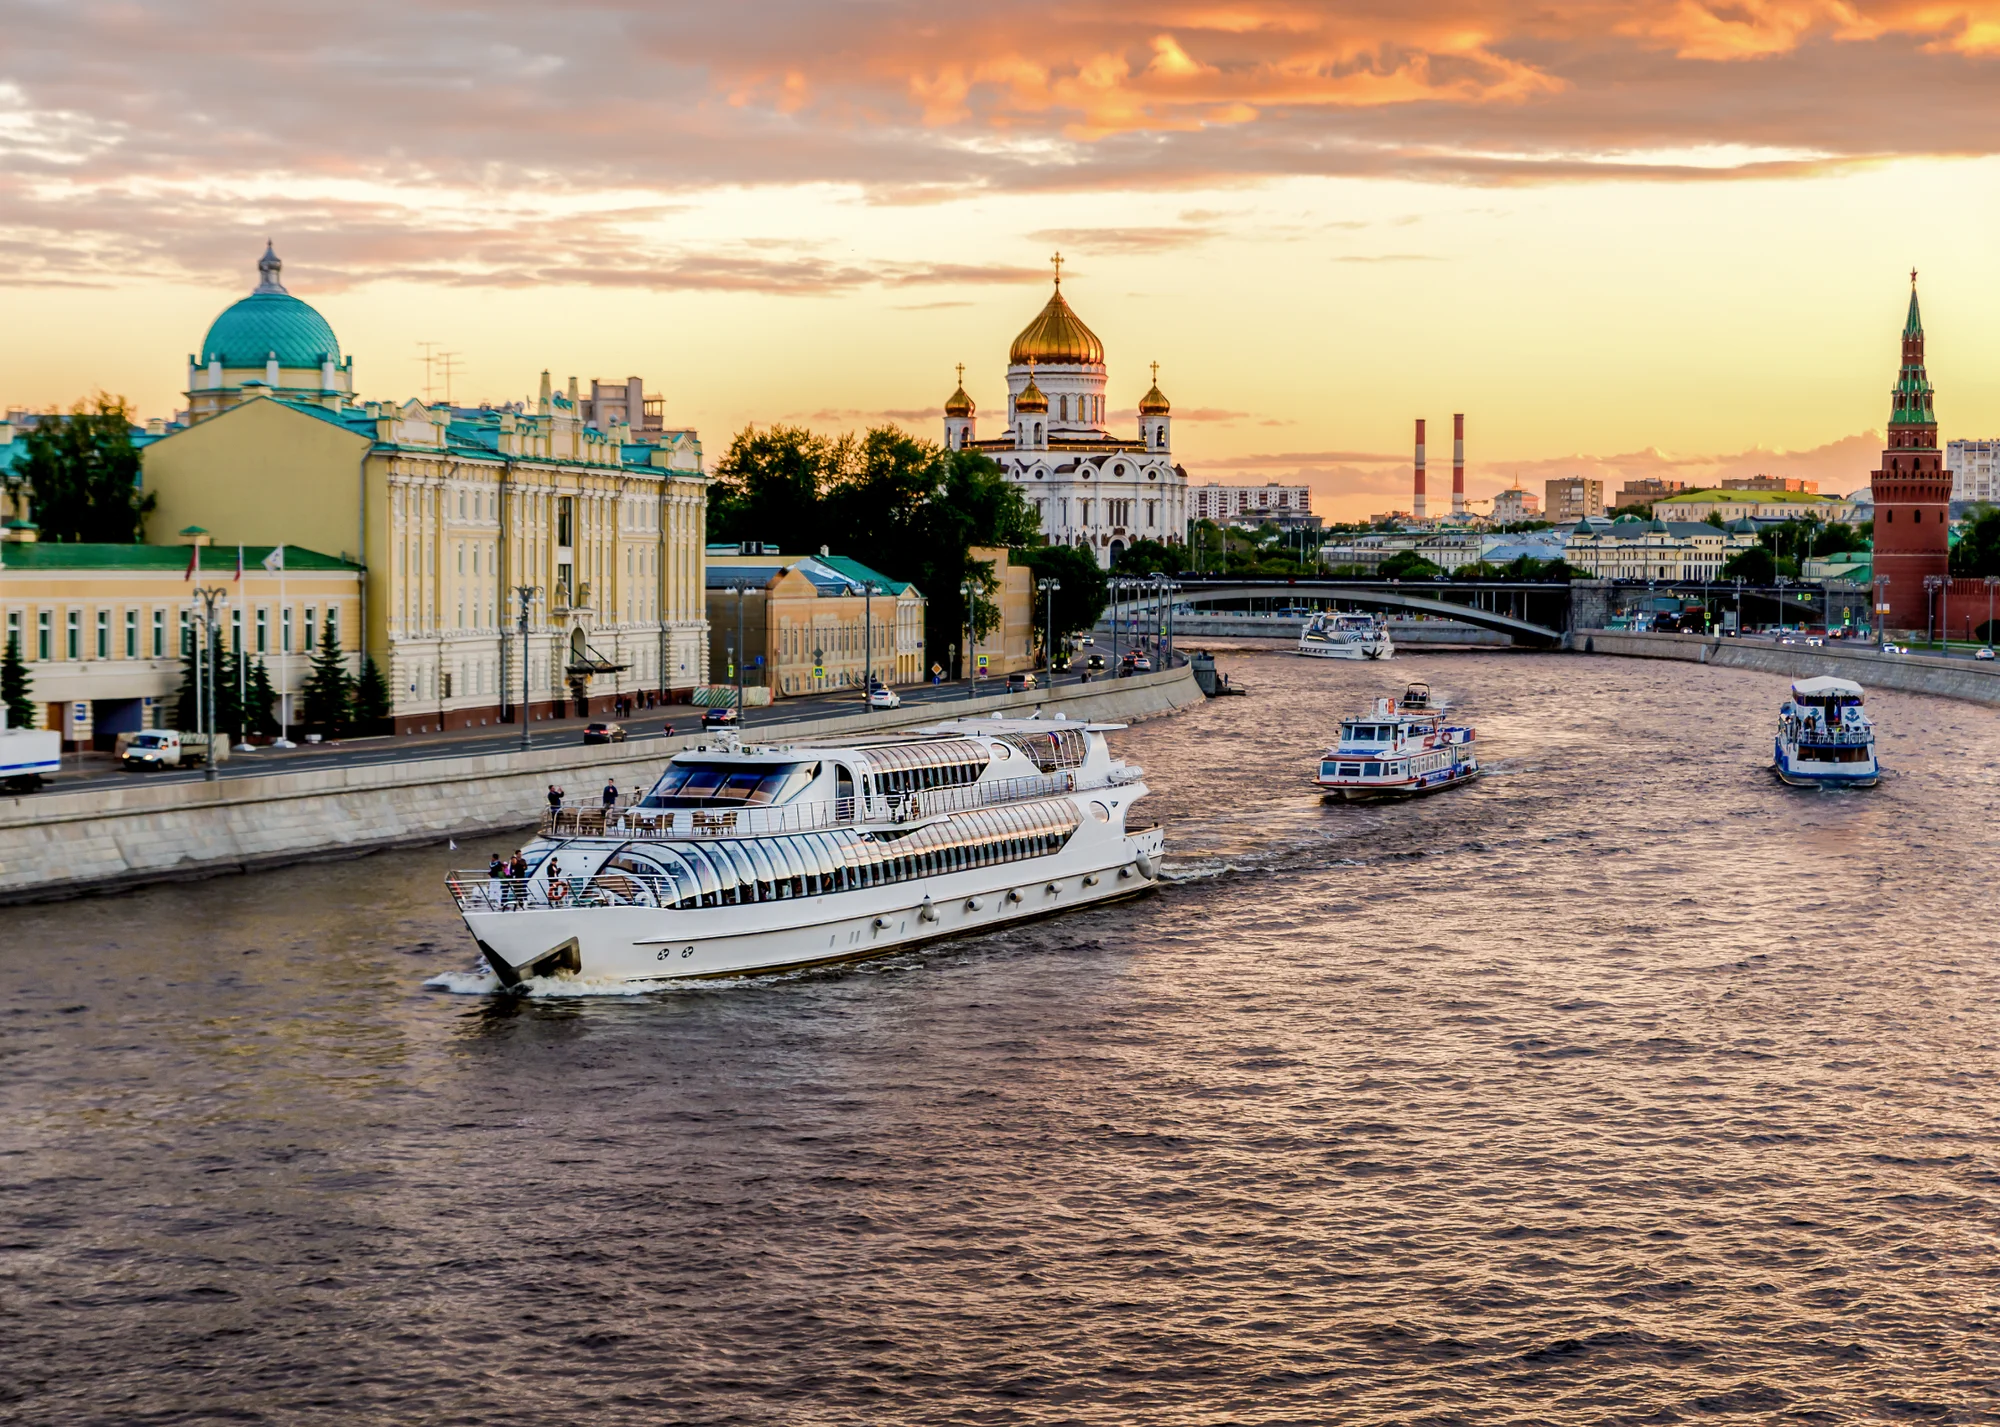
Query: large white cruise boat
1298 611 1393 660
1773 677 1879 787
446 717 1164 986
1314 682 1479 799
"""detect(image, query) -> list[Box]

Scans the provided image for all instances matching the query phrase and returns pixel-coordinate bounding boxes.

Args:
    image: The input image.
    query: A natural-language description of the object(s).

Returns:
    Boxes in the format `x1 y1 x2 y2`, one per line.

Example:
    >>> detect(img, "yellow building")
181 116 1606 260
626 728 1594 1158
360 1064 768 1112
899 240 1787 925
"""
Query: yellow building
1564 515 1754 581
705 552 925 697
1654 489 1861 524
966 545 1036 677
0 538 361 747
140 248 710 733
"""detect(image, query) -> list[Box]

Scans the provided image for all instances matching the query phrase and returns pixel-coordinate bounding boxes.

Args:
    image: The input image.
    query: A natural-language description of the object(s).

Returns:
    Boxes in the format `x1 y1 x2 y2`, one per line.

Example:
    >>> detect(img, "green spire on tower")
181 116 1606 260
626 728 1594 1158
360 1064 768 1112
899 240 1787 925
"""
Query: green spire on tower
1891 269 1934 429
1904 267 1923 338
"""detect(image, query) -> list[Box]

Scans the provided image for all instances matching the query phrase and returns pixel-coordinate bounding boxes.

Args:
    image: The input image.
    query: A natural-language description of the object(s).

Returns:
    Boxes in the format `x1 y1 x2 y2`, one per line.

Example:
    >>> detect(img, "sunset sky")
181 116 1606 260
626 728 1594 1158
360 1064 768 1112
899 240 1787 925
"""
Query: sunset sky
7 1 2000 517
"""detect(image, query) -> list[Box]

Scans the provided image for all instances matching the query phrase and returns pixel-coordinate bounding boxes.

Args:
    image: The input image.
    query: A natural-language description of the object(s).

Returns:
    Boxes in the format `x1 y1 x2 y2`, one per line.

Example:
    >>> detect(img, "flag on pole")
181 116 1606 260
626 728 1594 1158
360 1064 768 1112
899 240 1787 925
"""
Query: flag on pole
235 545 244 582
184 545 198 581
262 546 285 572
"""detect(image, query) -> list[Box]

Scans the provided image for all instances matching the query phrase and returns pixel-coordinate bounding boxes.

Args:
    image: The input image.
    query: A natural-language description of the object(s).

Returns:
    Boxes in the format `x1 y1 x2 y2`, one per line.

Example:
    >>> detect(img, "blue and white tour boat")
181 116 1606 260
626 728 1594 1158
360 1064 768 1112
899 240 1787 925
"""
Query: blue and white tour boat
445 716 1164 987
1314 682 1479 799
1773 677 1878 787
1298 611 1393 661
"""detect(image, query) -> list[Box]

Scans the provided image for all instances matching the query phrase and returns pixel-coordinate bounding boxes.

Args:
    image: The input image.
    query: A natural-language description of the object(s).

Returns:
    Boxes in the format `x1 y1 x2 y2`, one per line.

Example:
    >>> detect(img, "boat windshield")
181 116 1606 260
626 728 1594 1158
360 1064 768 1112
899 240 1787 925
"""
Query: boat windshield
638 760 820 809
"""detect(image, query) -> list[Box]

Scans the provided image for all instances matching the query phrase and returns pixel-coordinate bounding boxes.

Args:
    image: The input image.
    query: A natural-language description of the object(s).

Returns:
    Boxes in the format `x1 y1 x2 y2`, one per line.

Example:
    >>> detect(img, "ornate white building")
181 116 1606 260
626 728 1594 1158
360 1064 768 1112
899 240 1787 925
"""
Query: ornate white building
944 261 1187 568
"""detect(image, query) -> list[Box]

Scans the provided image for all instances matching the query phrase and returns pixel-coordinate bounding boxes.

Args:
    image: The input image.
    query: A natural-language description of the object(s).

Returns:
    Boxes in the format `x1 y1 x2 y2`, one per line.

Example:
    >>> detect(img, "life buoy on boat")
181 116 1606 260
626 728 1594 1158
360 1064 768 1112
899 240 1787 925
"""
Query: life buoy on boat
546 879 569 906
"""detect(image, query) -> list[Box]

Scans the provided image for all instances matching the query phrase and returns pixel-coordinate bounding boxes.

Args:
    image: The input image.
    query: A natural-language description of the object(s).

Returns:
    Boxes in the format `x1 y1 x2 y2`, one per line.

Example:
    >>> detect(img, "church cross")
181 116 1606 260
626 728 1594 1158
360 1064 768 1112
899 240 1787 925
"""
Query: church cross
956 362 965 385
1051 251 1063 285
1911 267 1919 287
1151 361 1159 383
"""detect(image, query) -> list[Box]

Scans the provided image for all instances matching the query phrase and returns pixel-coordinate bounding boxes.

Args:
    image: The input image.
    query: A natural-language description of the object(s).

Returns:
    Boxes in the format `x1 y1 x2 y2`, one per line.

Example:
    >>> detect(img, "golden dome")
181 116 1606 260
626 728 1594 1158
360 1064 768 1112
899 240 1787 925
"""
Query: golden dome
1009 280 1104 367
1014 371 1049 413
1138 361 1170 416
945 363 974 417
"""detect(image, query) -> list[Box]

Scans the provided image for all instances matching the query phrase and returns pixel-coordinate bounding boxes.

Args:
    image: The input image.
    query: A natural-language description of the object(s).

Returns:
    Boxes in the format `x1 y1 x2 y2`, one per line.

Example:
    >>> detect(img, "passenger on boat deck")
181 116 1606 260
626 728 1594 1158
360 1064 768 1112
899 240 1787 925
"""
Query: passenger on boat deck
602 780 618 809
487 853 505 908
547 784 563 812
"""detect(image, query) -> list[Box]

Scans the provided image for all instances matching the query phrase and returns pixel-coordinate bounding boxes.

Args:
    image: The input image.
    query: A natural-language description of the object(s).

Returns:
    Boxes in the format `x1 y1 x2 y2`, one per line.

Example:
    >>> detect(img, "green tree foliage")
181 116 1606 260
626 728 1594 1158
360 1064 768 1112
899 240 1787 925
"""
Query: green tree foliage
15 395 156 542
1609 503 1655 520
1495 519 1555 534
1110 538 1183 576
1949 504 2000 577
1721 545 1777 583
1 634 33 729
300 621 353 736
709 424 1039 673
246 659 281 738
1377 550 1444 580
350 655 393 733
170 623 242 734
1014 543 1108 642
1758 515 1866 566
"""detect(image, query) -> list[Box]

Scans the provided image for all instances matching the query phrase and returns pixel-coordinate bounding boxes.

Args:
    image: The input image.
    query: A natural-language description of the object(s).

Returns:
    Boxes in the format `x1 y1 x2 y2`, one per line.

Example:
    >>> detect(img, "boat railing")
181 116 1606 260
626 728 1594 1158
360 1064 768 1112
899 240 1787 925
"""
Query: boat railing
445 872 655 915
536 768 1089 842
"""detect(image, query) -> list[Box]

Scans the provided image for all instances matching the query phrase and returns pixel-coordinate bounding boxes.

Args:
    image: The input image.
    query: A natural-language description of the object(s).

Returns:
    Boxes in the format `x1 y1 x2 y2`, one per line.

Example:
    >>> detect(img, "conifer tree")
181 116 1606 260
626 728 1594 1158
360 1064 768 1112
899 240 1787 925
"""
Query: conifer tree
247 658 280 738
350 655 392 734
1 634 34 729
300 621 352 736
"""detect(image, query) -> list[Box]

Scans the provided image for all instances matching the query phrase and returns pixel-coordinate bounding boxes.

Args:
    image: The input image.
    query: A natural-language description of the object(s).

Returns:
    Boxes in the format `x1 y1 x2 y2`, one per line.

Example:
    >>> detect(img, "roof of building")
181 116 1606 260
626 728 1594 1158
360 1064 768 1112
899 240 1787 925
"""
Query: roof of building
1009 277 1104 367
705 553 919 598
197 245 343 370
1657 488 1841 505
1014 372 1048 413
0 542 359 571
1138 365 1170 416
1571 518 1741 540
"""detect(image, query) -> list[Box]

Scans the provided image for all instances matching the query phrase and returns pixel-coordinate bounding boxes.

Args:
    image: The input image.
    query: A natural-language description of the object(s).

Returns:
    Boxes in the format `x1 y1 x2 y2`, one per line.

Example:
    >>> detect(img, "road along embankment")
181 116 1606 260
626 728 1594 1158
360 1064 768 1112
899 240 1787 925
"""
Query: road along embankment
1170 615 1509 646
1575 630 2000 707
0 665 1203 905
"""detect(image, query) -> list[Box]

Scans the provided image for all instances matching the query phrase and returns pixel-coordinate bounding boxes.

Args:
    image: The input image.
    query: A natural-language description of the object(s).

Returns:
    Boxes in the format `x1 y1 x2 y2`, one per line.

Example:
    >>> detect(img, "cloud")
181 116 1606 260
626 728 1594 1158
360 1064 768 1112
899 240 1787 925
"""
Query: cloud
794 407 939 425
7 1 2000 289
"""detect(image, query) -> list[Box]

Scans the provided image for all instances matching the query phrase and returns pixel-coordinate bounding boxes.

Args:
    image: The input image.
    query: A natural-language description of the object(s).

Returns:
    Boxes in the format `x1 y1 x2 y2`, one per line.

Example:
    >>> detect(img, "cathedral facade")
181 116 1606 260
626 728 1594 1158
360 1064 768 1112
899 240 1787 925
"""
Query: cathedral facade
944 261 1186 568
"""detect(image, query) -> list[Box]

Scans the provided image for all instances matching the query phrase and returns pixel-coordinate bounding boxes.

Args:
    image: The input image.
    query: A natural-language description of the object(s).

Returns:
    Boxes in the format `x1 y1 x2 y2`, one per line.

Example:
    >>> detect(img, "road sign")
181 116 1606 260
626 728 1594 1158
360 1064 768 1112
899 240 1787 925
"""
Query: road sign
977 654 989 672
813 664 824 678
930 663 943 677
754 654 764 667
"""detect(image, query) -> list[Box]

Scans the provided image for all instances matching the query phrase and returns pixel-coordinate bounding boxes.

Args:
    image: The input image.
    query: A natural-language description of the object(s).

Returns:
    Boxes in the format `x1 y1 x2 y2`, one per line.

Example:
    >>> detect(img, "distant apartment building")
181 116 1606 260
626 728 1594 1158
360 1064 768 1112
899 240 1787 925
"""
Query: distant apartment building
1720 475 1818 494
1612 478 1687 509
1190 482 1317 528
1545 477 1605 523
1491 480 1540 523
1946 440 2000 503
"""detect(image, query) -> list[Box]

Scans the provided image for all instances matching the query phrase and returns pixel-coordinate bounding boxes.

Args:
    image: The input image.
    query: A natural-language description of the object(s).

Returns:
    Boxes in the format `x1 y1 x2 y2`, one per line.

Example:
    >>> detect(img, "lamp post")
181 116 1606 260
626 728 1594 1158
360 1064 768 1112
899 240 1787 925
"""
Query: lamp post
1874 575 1891 651
1036 576 1061 685
727 580 751 725
512 584 540 750
190 585 228 782
959 579 978 697
860 580 881 704
1986 576 1998 652
1733 576 1745 636
1924 574 1945 651
1774 574 1792 634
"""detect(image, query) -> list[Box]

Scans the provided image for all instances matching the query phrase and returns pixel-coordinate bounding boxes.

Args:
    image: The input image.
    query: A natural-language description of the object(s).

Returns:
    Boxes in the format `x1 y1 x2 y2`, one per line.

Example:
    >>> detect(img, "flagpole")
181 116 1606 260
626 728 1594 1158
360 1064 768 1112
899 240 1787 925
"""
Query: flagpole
273 545 295 748
235 545 250 751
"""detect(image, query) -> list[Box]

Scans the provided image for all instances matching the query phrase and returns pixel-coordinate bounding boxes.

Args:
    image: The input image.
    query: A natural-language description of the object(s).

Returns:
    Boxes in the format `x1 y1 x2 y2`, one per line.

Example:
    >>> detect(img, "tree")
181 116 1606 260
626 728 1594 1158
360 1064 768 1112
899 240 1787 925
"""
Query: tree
1704 511 1727 529
1014 543 1108 642
351 655 392 734
15 395 155 542
1610 503 1654 520
1378 550 1444 580
246 659 281 738
1722 545 1777 583
299 621 352 736
1949 504 2000 577
708 424 848 553
1 634 33 729
1111 538 1183 576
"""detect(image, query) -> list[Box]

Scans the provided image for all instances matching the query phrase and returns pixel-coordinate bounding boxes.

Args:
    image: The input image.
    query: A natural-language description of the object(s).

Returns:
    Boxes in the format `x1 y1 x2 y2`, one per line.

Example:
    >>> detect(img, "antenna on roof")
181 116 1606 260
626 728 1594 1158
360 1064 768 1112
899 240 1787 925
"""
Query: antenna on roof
415 341 439 403
437 352 462 406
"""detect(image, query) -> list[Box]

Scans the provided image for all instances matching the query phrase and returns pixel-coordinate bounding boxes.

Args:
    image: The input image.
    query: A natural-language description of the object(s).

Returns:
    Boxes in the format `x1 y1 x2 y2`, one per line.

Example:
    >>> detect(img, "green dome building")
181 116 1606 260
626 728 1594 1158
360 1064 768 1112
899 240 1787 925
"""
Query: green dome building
186 244 354 422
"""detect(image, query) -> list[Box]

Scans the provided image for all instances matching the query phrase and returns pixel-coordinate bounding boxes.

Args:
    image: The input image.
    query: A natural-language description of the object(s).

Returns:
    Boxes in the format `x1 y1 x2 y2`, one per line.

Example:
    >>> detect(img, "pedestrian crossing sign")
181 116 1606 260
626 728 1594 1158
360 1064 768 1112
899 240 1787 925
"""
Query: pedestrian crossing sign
977 654 989 673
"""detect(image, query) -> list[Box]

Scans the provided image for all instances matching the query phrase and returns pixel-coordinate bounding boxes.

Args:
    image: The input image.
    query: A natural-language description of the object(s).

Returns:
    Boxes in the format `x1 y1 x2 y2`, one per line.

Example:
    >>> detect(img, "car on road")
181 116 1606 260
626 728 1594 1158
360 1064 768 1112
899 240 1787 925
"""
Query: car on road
868 685 902 709
1085 654 1106 672
702 706 740 728
1978 646 1996 661
582 721 626 745
1122 654 1153 674
1004 671 1038 692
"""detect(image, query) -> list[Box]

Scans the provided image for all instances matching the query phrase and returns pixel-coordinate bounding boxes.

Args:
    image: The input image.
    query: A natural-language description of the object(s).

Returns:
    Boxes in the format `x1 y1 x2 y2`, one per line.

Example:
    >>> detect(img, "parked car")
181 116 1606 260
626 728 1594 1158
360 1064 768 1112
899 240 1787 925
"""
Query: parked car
868 685 902 709
702 706 740 727
1004 671 1038 692
582 722 626 745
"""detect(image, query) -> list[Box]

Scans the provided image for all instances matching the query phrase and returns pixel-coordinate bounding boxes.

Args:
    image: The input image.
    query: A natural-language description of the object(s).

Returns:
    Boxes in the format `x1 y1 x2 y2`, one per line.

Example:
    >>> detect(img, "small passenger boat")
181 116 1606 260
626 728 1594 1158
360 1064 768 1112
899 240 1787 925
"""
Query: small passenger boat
445 716 1164 986
1314 682 1479 799
1773 677 1878 787
1298 611 1393 661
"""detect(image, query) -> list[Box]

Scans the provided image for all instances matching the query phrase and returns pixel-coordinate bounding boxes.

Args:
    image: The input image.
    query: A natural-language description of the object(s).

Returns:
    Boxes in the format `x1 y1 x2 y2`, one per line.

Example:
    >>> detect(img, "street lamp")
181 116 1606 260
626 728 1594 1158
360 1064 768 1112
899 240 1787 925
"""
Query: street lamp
1774 574 1792 634
726 580 753 724
189 585 229 782
511 584 541 750
1036 576 1061 685
1924 573 1945 651
959 579 979 697
858 580 881 704
1874 575 1891 651
1986 576 1998 652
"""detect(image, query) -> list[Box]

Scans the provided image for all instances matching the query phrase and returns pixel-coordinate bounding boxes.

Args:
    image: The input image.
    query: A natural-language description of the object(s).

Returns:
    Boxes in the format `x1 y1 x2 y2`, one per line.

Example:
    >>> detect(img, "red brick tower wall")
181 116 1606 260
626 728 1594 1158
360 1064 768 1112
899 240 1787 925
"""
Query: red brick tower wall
1871 279 1951 633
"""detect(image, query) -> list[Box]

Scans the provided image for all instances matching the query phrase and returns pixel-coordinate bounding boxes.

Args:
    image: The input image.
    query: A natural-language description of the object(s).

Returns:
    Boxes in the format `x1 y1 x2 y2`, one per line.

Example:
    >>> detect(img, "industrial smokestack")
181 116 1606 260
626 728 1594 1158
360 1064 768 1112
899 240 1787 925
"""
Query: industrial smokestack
1413 418 1427 522
1452 413 1465 518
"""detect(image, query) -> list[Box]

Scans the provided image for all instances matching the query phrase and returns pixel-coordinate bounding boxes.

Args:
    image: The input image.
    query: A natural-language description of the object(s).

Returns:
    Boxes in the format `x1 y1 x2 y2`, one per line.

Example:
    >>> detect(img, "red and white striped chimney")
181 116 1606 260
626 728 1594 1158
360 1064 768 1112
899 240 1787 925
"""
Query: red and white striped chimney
1413 418 1427 521
1452 413 1465 518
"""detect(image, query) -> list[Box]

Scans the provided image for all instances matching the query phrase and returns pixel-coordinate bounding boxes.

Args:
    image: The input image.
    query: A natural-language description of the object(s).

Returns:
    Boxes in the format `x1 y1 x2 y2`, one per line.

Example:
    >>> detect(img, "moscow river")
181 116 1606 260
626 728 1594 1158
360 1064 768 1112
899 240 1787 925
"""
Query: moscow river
6 650 1999 1425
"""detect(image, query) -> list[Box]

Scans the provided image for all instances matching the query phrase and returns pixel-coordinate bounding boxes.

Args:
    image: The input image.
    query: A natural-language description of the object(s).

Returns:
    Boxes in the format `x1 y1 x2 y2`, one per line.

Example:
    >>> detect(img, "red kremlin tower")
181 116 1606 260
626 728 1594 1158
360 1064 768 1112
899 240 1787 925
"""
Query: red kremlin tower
1870 272 1952 634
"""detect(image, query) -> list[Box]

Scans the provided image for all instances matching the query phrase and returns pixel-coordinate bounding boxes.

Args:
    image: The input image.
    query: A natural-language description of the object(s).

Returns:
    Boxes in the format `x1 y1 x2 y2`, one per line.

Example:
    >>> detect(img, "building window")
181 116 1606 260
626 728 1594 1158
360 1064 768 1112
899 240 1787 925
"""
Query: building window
180 610 192 656
231 607 243 653
6 611 19 661
256 608 268 654
152 609 165 658
305 606 317 652
67 610 80 661
125 609 137 659
283 606 294 653
558 498 574 547
95 610 109 660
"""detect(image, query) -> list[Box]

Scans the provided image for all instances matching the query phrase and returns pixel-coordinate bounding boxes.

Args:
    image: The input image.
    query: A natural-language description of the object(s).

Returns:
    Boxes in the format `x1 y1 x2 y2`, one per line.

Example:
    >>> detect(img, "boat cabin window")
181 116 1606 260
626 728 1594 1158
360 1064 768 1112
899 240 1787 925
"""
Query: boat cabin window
639 760 821 809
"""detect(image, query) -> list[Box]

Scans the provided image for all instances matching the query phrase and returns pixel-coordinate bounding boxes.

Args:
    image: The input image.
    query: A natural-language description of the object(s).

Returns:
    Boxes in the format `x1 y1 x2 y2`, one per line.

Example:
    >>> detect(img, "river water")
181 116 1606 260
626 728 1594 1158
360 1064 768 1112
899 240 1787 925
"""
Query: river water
6 650 1999 1425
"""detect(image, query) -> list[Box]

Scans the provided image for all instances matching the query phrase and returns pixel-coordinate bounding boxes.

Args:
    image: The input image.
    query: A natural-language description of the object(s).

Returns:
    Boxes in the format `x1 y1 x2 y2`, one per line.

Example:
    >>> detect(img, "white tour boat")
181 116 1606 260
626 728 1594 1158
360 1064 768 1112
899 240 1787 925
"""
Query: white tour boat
1773 677 1878 788
1314 682 1479 799
445 716 1164 986
1298 611 1394 661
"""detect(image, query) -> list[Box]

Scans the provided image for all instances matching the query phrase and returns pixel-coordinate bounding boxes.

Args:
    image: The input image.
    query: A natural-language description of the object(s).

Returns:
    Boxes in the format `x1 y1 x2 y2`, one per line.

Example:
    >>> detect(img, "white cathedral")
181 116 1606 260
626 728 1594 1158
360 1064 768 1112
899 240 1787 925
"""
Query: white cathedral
943 258 1186 568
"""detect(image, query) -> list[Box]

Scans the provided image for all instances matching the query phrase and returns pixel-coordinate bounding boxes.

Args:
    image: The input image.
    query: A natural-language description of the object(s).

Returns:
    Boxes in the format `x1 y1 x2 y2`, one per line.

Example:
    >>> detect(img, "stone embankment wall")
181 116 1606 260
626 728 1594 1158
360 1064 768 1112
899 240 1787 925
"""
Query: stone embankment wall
0 666 1203 904
1576 630 2000 706
1163 616 1509 646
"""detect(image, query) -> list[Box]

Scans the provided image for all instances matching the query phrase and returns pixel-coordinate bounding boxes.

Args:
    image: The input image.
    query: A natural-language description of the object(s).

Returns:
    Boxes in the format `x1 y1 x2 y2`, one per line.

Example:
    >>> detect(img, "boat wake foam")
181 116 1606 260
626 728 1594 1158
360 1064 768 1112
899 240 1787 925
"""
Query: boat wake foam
423 968 680 998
